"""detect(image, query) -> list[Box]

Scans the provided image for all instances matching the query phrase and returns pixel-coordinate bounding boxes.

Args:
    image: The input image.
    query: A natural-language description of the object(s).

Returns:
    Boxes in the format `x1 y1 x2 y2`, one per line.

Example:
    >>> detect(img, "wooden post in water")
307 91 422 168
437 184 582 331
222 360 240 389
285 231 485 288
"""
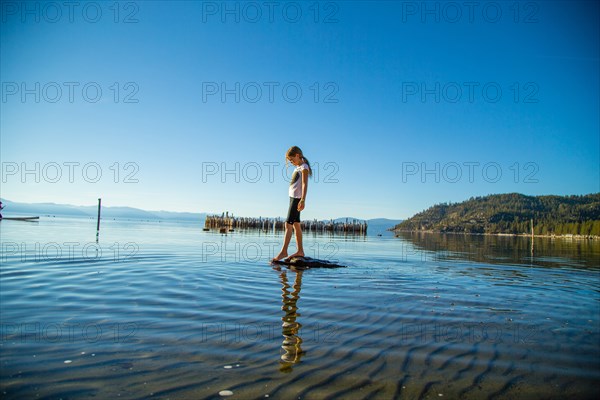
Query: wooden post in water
96 198 102 239
530 218 534 237
530 218 534 257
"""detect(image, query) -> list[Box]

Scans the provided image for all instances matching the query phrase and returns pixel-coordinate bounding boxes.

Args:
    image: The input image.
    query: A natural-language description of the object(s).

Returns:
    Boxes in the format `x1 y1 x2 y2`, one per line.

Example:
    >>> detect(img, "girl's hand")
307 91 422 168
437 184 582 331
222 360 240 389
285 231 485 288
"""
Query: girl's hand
297 199 305 211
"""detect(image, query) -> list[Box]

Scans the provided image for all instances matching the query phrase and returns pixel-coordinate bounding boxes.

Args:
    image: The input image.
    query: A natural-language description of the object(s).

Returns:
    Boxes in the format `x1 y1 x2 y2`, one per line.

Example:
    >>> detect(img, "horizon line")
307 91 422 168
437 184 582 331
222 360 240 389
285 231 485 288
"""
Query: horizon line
0 198 401 222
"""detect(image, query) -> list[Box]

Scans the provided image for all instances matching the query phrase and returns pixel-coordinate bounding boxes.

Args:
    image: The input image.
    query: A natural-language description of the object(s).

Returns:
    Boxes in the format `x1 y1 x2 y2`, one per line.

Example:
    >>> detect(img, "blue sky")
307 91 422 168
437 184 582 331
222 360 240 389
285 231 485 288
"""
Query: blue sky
1 1 598 220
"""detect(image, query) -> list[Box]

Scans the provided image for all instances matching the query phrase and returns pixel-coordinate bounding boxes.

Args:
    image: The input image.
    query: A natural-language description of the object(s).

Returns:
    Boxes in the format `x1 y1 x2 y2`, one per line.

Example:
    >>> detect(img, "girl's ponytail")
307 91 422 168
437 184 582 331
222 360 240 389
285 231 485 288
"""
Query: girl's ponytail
302 157 313 177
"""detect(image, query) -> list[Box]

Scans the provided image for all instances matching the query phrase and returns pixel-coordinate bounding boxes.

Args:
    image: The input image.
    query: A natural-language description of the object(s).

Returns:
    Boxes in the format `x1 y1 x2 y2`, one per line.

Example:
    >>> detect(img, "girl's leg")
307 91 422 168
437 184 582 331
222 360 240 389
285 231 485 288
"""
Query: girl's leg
289 222 305 258
272 222 294 261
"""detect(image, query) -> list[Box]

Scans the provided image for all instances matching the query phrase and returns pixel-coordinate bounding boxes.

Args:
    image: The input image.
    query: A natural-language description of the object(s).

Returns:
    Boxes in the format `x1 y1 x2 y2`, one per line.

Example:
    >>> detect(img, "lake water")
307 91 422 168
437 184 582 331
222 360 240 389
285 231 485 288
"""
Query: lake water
1 217 599 399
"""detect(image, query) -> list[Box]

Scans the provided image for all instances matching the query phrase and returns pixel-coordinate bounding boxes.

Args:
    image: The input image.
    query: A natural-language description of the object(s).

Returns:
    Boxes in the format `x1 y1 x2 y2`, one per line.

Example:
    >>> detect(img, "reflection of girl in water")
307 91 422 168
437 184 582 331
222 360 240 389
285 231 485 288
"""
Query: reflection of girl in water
279 270 304 372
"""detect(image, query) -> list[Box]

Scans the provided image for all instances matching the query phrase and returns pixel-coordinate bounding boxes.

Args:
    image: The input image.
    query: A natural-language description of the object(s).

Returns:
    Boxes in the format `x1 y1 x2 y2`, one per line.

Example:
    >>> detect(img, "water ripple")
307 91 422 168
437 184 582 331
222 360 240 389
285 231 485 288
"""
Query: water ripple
1 220 598 399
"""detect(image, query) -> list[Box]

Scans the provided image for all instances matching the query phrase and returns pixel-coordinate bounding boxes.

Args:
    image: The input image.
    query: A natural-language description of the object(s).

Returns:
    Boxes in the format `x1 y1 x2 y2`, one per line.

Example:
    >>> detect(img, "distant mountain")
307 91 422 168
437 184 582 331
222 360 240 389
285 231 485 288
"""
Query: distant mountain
1 199 91 218
367 218 403 235
1 199 401 228
0 199 206 221
393 193 600 236
368 218 403 226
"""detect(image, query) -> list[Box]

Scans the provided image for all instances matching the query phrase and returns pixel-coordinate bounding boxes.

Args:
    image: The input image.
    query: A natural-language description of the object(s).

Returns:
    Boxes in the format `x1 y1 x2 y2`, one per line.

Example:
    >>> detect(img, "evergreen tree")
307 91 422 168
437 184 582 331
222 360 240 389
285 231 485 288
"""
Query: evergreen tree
394 193 600 236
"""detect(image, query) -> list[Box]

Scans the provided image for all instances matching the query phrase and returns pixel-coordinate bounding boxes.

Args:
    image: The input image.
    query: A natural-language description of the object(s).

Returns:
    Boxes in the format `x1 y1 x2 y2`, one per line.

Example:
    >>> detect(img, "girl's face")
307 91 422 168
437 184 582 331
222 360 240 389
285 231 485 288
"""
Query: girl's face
287 153 303 166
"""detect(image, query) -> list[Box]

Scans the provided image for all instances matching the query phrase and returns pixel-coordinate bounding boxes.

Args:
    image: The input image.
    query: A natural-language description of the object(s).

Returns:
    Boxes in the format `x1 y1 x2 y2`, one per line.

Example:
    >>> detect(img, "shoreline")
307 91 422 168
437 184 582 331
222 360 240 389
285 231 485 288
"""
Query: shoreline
391 229 600 240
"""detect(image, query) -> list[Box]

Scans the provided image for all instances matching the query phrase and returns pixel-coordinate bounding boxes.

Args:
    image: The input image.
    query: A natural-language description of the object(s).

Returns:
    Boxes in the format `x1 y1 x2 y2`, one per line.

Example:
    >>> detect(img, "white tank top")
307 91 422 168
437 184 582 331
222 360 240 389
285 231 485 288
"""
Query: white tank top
289 163 308 198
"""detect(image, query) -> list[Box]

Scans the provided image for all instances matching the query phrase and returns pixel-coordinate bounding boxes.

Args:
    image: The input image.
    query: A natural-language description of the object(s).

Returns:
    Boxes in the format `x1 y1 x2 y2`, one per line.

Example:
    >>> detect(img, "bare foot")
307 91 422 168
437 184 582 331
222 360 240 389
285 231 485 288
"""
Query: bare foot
288 251 305 259
271 251 288 263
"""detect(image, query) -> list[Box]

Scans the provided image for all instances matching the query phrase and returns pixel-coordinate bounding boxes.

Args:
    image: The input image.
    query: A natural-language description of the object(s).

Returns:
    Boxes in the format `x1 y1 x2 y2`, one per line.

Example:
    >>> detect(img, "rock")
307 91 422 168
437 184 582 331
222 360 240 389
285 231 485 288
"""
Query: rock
272 256 346 269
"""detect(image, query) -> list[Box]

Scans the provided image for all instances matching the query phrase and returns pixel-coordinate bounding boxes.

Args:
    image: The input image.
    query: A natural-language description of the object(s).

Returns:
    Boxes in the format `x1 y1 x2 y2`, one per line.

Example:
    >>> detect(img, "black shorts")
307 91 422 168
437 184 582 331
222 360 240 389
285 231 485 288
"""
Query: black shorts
286 197 301 224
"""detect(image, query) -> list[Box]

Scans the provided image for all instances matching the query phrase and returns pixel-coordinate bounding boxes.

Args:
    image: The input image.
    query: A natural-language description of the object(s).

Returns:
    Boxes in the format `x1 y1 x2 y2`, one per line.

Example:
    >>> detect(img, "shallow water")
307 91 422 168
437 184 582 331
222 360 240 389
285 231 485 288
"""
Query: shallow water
1 217 599 399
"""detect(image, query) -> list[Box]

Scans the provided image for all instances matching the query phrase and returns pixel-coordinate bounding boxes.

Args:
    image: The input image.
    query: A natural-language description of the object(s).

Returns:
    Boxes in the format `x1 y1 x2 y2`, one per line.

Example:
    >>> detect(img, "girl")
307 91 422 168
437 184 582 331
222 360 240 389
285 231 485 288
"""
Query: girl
272 146 312 262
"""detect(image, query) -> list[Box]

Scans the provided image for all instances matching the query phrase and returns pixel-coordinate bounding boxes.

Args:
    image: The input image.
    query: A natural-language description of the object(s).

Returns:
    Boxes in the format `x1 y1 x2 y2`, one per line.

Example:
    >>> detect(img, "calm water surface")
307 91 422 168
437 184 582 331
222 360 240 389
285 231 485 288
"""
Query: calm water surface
1 217 599 399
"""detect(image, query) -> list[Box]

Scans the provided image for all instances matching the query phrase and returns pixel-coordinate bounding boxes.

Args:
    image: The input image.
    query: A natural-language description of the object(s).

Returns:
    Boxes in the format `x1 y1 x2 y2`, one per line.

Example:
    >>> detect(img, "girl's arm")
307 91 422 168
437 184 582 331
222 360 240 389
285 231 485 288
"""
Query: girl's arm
298 169 309 211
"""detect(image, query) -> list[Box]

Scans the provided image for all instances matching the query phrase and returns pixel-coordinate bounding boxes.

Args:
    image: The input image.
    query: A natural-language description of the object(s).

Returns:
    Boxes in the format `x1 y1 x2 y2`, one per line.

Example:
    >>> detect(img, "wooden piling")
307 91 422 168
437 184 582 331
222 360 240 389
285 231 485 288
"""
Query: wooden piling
204 213 367 234
96 198 102 240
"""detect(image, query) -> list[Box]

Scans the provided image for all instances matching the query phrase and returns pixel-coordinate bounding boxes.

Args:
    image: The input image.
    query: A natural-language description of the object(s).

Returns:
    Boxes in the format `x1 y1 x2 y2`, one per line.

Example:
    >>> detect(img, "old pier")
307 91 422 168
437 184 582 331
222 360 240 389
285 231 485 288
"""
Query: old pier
204 212 367 234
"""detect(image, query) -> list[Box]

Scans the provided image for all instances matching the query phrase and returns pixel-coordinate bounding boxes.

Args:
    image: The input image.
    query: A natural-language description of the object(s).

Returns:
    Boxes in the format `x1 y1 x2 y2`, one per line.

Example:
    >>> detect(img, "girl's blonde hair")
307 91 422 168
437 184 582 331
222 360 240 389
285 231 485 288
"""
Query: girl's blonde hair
286 146 312 177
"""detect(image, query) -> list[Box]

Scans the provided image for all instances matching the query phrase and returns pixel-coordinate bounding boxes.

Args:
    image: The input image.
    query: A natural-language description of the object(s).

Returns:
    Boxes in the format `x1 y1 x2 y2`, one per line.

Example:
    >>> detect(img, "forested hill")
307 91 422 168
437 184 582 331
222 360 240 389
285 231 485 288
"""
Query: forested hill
393 193 600 236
